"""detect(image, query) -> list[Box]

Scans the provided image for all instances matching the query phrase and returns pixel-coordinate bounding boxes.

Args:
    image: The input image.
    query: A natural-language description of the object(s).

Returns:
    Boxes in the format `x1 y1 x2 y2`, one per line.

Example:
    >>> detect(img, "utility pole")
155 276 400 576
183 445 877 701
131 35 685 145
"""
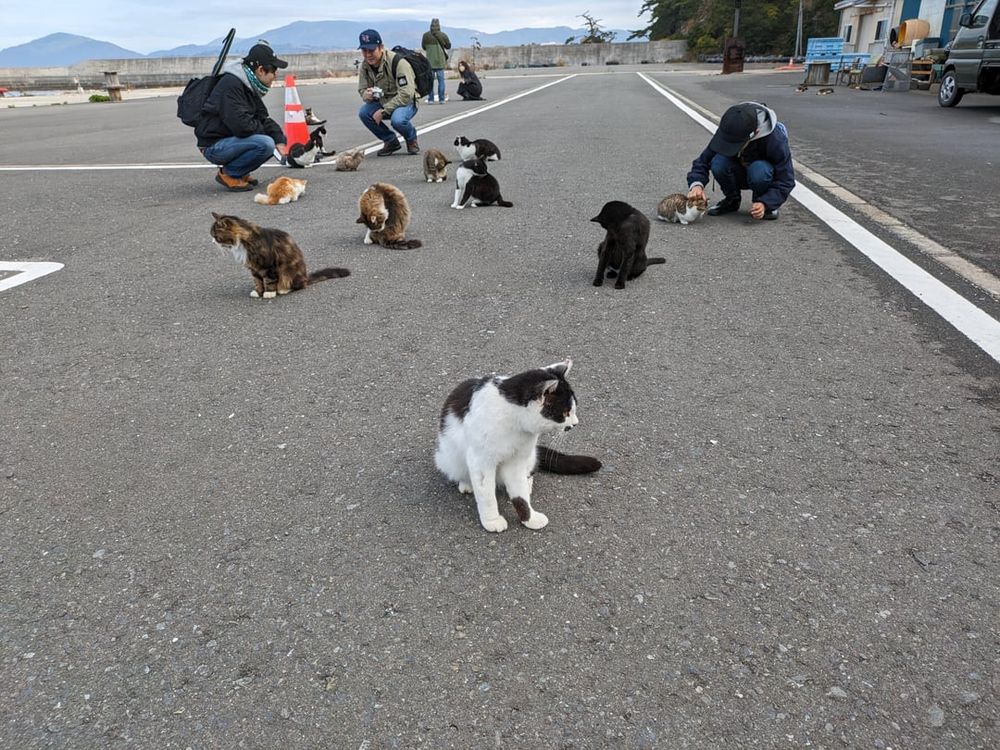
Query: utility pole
733 0 741 38
794 0 804 58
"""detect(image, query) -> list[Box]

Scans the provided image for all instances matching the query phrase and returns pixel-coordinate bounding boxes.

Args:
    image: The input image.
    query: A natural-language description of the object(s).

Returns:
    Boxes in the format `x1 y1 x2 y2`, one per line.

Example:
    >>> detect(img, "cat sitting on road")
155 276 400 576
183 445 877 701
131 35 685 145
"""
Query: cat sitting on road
356 182 422 249
209 212 349 298
334 148 364 172
591 201 665 290
451 158 513 209
423 148 452 182
434 358 601 532
655 193 707 225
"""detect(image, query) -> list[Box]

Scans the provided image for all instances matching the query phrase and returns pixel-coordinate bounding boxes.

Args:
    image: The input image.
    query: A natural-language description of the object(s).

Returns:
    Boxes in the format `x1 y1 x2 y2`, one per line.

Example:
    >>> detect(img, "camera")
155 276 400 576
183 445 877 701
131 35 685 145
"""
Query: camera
371 86 383 100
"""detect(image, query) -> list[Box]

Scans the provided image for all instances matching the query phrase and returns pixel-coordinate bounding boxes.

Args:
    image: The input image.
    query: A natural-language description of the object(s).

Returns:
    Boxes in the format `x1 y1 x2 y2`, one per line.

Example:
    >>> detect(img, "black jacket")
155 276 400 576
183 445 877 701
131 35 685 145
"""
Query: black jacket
195 71 285 149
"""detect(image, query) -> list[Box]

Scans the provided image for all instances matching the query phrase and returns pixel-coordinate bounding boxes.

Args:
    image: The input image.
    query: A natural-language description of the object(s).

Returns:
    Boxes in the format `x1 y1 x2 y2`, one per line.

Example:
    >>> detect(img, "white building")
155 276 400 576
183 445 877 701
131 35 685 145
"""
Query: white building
835 0 973 55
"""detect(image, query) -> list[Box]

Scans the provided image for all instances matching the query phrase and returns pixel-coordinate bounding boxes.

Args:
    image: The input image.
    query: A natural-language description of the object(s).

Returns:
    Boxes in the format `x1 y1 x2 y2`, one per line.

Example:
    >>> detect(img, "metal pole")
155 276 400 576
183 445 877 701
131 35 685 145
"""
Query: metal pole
734 1 741 38
795 0 804 58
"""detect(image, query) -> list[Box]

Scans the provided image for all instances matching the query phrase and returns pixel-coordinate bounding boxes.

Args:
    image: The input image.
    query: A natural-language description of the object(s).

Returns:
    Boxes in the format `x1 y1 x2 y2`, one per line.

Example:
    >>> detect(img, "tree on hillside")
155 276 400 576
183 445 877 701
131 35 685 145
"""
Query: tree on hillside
578 11 617 43
629 0 837 57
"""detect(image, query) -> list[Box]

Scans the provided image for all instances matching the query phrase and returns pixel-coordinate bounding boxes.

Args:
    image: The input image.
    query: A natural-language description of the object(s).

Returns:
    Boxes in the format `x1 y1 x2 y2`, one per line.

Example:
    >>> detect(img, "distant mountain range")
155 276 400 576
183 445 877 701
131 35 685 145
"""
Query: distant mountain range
0 21 641 68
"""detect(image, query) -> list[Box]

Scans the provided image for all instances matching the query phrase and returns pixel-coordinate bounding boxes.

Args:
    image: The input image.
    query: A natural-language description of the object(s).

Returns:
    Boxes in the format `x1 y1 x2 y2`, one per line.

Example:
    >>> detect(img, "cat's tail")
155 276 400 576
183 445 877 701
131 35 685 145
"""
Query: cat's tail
253 193 273 205
536 446 602 474
308 268 351 283
647 257 667 265
497 197 514 208
381 239 423 250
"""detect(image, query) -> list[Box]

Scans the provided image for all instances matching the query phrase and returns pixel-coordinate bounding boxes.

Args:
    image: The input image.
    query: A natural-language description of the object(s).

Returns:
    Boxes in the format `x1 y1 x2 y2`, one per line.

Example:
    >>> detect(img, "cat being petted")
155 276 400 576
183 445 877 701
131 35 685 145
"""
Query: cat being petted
591 201 665 290
656 193 707 224
450 158 513 209
435 358 601 532
254 176 307 205
210 212 350 298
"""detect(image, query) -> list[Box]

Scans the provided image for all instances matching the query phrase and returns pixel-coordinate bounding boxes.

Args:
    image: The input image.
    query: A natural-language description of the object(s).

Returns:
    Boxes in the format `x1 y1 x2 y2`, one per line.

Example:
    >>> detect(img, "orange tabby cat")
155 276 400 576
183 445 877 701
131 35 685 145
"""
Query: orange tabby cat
254 176 307 206
356 182 422 250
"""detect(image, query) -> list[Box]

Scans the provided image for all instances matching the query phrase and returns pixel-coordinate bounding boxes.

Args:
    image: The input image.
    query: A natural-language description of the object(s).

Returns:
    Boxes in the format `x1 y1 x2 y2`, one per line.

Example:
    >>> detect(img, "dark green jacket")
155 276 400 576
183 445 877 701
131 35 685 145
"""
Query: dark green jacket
421 19 451 69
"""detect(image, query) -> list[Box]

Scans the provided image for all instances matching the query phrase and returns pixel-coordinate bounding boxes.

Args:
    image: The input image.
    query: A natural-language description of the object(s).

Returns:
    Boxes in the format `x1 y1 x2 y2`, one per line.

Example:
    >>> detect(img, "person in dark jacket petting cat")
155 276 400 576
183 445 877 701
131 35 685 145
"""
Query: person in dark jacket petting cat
357 29 420 156
456 60 484 101
196 42 289 192
686 101 795 221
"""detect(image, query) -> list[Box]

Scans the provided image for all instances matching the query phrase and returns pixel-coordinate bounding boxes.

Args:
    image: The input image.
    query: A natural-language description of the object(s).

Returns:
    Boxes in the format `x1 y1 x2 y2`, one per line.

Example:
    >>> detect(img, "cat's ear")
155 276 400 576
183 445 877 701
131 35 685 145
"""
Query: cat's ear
544 358 572 378
355 216 364 224
212 212 222 220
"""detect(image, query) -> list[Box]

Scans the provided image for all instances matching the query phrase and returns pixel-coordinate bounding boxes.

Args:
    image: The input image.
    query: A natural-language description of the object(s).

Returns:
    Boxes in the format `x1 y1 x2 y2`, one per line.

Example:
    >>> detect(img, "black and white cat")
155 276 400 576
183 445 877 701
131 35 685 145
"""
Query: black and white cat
286 126 336 168
454 136 501 162
434 358 601 532
450 158 513 209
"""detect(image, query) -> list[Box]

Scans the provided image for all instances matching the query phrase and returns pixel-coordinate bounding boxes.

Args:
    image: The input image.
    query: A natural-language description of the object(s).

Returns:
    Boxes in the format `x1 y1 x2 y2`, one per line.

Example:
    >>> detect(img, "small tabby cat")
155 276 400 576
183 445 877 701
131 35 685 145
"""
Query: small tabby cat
454 136 501 162
423 148 451 182
209 212 350 298
334 148 365 172
435 358 601 532
655 193 707 224
254 176 307 205
356 182 422 249
591 201 665 290
451 158 513 209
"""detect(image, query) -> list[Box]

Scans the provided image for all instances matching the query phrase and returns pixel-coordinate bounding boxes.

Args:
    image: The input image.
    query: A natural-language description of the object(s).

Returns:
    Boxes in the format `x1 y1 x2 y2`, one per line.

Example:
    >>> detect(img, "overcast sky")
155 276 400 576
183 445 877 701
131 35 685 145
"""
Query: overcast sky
1 2 652 53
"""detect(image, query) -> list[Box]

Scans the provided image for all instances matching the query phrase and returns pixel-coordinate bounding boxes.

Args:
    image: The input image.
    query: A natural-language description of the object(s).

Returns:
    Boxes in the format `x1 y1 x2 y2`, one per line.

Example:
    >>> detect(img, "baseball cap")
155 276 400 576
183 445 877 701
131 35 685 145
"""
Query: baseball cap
709 103 759 157
244 42 288 70
358 29 383 50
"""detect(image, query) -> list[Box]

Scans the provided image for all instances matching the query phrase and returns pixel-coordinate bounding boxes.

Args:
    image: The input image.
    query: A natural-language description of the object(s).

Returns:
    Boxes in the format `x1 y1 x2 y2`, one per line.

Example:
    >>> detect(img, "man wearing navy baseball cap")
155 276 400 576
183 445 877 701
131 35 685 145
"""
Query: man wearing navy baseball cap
686 101 795 220
356 28 420 156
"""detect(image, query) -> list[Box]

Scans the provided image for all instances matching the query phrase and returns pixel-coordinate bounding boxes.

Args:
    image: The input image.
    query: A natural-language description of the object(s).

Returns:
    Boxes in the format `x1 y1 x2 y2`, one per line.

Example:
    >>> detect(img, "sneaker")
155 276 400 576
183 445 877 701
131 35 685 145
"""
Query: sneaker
708 196 741 216
406 140 420 155
215 169 253 192
376 140 402 157
762 208 779 220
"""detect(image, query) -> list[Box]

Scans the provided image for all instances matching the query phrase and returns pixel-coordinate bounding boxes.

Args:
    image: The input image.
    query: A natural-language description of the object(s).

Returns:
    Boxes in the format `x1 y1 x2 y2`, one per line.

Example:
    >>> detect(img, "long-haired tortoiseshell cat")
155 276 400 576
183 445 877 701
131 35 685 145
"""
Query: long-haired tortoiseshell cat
356 183 422 250
656 193 707 225
591 201 665 290
210 212 350 298
254 176 307 205
435 358 601 532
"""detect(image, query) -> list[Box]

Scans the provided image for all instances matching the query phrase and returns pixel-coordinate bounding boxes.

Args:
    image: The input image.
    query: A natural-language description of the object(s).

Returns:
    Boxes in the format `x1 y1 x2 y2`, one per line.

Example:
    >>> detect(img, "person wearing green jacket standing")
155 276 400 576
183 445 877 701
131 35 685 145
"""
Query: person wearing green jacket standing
421 19 452 104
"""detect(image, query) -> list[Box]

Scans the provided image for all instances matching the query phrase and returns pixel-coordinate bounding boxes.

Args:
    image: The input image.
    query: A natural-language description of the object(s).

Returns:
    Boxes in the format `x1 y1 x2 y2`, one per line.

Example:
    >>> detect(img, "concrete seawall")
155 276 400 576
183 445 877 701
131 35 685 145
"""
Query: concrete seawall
0 40 687 91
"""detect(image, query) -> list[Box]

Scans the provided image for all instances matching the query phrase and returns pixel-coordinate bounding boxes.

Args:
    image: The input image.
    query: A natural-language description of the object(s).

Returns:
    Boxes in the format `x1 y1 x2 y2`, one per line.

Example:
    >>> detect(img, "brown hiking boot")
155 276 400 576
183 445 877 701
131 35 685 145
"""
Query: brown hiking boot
215 169 253 192
376 140 402 157
406 140 420 155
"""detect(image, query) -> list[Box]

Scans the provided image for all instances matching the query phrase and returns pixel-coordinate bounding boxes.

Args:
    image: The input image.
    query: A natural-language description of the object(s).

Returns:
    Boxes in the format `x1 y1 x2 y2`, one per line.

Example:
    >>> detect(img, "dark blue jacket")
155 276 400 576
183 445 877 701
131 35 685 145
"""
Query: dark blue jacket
687 122 795 211
195 71 285 149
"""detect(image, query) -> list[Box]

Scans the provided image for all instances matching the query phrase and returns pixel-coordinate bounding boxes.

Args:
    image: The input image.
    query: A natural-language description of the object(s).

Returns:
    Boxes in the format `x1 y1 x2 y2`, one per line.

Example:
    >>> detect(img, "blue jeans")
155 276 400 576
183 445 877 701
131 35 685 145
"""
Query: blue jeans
710 154 775 202
428 69 446 102
358 100 418 144
202 134 275 178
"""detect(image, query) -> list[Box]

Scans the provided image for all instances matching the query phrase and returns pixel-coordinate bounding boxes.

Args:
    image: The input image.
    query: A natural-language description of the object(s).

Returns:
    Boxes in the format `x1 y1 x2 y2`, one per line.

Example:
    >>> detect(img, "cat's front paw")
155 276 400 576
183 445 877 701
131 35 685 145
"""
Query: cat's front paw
263 291 277 299
481 516 508 533
522 511 548 530
450 204 464 210
592 278 603 287
426 177 433 183
250 290 261 298
458 481 473 494
614 281 626 290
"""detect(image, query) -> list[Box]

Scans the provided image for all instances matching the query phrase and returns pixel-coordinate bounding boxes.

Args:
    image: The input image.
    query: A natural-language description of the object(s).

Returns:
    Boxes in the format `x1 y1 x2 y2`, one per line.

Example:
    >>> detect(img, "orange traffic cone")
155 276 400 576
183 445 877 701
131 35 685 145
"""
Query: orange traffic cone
283 75 310 148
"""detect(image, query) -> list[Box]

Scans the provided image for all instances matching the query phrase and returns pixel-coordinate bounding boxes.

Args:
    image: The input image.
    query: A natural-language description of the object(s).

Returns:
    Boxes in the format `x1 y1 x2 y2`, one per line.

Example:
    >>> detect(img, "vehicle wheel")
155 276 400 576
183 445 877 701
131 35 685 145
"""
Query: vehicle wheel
938 70 964 107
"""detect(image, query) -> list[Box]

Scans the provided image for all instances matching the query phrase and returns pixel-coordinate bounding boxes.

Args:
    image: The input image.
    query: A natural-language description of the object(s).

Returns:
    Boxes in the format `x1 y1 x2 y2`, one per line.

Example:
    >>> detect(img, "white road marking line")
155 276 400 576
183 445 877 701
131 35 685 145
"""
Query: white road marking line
638 72 1000 365
0 261 64 292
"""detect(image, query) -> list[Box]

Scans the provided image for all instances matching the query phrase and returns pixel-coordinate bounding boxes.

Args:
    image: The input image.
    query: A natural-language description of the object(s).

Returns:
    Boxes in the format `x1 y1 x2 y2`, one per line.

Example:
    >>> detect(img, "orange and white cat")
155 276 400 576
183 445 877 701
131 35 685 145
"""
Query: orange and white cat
254 176 307 206
356 183 422 250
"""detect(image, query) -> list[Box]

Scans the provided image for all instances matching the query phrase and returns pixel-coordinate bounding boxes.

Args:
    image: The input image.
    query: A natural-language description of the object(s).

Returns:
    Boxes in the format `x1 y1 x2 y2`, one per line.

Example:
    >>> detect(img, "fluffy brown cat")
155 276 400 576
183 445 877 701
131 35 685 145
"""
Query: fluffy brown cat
423 148 451 182
356 183 422 250
254 176 307 206
334 148 364 172
210 212 350 298
655 193 707 225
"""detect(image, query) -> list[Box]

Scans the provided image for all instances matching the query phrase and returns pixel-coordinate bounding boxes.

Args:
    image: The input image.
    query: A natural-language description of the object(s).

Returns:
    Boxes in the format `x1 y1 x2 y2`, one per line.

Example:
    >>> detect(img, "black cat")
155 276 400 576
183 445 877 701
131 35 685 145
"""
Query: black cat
450 159 513 209
591 201 665 290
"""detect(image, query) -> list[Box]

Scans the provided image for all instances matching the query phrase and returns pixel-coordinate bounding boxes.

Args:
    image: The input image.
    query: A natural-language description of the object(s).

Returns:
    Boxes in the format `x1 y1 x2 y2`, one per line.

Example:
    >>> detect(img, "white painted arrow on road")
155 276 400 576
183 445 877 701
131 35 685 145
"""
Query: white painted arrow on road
0 262 64 292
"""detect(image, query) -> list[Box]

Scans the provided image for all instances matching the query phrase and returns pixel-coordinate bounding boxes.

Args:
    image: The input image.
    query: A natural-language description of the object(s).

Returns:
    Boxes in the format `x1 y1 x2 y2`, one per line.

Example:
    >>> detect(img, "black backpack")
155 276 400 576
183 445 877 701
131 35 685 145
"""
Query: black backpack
176 75 221 127
390 46 434 98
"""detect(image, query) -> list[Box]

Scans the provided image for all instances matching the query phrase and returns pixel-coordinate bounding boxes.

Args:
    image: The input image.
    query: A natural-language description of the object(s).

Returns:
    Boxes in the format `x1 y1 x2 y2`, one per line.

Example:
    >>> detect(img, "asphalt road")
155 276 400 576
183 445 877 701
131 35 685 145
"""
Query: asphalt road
1 65 998 749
